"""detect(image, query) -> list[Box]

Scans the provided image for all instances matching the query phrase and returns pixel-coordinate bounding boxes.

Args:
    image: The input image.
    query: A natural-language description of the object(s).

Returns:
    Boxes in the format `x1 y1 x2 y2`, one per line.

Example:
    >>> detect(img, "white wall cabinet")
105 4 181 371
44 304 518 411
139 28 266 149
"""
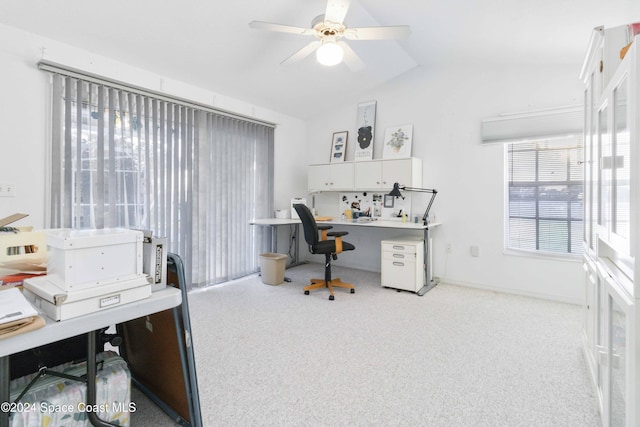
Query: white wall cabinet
307 163 354 192
354 158 422 190
381 237 424 292
581 25 639 427
308 158 422 192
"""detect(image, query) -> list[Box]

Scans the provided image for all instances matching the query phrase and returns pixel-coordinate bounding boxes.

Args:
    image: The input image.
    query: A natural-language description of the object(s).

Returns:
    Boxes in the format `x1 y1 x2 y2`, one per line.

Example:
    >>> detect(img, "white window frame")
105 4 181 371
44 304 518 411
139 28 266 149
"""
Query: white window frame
503 135 584 258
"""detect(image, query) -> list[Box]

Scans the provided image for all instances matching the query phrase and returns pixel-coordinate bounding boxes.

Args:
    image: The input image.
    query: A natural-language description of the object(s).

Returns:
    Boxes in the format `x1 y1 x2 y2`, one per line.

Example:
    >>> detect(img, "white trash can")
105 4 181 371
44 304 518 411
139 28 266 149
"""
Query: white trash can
259 253 287 285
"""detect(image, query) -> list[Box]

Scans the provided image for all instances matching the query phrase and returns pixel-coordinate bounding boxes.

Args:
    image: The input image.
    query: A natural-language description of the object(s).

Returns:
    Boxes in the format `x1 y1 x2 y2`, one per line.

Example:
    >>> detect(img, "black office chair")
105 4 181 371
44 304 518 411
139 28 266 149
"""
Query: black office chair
293 203 355 300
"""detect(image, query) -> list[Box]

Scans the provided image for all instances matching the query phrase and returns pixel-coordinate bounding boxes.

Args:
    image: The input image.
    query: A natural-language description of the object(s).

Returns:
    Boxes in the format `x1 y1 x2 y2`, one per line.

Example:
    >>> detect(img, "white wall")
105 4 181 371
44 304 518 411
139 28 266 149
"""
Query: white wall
0 24 307 231
304 63 585 304
0 22 589 303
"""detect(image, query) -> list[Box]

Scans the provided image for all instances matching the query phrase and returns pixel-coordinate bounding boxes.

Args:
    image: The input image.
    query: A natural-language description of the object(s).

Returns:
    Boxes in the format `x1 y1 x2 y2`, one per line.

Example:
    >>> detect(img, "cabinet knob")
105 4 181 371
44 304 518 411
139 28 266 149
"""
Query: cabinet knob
393 261 405 266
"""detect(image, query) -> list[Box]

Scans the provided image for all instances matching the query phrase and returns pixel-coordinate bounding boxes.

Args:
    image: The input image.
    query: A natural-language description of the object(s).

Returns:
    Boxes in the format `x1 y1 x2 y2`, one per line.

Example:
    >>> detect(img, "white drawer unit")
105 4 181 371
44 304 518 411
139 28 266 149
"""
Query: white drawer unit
381 237 424 292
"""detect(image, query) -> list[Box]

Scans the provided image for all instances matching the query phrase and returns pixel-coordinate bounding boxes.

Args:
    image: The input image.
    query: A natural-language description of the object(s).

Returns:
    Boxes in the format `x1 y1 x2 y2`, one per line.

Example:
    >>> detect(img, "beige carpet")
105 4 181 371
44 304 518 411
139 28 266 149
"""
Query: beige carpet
132 263 600 426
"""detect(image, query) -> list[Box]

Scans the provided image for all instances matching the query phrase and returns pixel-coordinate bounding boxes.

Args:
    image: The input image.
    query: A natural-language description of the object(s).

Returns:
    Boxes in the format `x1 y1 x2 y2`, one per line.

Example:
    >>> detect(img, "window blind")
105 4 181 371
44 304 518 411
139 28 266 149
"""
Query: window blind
506 136 584 255
46 72 274 287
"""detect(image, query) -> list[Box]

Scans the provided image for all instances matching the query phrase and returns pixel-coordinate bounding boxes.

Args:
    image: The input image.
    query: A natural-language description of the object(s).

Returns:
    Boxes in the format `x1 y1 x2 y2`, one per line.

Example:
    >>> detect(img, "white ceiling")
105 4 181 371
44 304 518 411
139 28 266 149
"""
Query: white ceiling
1 0 639 119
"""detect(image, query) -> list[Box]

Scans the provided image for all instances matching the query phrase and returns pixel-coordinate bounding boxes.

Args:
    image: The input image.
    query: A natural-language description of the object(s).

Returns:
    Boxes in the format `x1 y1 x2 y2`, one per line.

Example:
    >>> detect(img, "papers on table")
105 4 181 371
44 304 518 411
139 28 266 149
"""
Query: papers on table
0 287 38 325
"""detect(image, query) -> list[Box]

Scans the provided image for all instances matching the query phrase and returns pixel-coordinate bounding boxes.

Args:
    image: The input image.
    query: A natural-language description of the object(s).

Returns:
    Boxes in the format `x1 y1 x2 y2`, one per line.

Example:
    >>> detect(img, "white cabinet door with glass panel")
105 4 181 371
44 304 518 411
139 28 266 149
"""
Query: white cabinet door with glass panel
580 24 639 427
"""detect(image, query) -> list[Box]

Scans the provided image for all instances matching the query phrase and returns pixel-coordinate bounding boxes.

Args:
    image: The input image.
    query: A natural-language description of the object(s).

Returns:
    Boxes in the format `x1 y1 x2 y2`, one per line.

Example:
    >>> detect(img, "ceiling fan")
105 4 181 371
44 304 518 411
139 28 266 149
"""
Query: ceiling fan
249 0 411 70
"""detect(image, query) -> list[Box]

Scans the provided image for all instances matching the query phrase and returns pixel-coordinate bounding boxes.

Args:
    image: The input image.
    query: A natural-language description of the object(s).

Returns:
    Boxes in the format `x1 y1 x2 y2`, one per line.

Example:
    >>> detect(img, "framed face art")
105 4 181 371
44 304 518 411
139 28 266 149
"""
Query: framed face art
330 131 348 163
355 101 376 161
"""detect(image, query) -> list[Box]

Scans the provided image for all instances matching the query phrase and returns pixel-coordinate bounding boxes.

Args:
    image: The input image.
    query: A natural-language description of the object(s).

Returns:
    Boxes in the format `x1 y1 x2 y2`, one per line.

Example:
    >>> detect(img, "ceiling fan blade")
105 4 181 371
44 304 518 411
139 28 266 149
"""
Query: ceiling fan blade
281 41 322 65
344 25 411 40
338 41 365 72
249 21 315 36
324 0 351 24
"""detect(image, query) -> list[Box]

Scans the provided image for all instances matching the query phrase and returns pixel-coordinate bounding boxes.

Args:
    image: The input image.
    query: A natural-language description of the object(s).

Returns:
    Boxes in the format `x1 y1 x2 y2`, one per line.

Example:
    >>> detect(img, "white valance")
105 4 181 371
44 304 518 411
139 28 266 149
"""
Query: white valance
481 105 583 144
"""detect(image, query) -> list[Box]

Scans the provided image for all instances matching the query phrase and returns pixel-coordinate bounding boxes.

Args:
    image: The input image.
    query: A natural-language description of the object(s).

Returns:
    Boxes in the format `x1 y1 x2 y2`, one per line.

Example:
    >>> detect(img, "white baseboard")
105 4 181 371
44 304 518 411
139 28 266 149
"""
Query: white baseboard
440 277 582 305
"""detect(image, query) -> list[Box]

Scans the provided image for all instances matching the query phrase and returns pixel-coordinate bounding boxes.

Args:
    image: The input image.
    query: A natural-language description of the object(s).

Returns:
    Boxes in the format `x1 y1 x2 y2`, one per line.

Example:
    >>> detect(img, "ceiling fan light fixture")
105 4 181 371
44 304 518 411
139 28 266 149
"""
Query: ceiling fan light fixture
316 41 343 66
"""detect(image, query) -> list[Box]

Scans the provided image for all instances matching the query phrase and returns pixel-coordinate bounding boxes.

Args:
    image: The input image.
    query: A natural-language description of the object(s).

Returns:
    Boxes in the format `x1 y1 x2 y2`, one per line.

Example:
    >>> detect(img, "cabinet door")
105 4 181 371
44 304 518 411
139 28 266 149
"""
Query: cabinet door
382 159 413 188
598 102 612 241
354 161 383 189
609 75 630 255
595 266 607 413
308 164 329 192
603 275 633 427
308 163 355 191
584 72 598 255
583 257 597 356
353 158 422 190
329 163 354 190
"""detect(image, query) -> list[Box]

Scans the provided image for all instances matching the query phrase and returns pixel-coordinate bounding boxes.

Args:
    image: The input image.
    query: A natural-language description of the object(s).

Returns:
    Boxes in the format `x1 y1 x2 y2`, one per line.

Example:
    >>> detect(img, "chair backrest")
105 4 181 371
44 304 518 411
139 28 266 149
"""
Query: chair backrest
293 204 319 249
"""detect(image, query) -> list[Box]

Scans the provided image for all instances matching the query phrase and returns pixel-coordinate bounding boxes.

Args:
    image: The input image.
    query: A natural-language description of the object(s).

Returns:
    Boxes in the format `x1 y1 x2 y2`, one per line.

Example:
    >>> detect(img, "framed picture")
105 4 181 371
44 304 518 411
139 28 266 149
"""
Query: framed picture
383 194 395 208
330 131 348 163
355 101 376 161
383 124 413 159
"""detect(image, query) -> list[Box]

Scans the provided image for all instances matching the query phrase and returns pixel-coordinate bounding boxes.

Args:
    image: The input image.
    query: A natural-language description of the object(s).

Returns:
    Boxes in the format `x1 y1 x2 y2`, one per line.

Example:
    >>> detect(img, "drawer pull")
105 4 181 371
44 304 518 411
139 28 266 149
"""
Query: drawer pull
393 245 405 250
393 261 405 267
393 253 405 258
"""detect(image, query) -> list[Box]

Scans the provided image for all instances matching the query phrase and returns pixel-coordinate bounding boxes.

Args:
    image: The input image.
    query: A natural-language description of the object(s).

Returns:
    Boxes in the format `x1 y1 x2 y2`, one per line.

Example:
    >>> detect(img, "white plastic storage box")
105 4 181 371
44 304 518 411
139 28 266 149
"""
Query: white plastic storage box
46 228 144 291
23 274 151 321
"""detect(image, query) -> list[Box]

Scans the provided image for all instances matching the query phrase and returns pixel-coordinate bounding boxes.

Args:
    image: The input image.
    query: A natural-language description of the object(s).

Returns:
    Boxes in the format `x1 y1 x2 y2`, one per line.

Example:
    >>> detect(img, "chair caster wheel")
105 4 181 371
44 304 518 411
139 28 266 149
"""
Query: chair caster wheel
329 295 334 301
350 289 355 294
304 290 309 295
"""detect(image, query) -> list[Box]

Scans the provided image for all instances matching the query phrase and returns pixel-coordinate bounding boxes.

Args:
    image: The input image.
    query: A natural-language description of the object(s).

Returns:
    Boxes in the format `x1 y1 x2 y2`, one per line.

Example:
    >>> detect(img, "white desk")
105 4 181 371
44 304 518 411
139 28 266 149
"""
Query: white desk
251 217 441 296
250 218 303 268
0 287 182 427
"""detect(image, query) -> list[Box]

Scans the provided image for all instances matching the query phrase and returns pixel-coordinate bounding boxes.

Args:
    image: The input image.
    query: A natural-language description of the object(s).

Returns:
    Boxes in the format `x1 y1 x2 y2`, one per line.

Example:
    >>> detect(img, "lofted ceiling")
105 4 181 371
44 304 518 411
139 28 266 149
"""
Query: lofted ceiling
0 0 639 119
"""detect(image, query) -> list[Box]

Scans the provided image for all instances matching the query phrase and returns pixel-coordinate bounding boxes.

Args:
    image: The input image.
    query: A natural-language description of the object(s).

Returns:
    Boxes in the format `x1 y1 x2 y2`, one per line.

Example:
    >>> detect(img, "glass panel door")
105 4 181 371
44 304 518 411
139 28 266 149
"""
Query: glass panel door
587 72 598 251
596 273 606 405
612 77 630 245
598 104 611 236
608 290 627 426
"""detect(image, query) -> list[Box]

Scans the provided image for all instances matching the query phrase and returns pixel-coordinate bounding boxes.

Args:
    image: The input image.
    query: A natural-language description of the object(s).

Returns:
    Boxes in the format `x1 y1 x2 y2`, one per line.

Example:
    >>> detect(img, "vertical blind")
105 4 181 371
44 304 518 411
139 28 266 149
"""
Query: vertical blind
47 72 274 287
506 136 584 255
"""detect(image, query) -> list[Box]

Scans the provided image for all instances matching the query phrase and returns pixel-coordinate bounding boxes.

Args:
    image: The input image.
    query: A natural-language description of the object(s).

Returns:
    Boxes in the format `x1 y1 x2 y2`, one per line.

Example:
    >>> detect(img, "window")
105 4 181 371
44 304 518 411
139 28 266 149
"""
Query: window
506 136 584 255
46 70 274 287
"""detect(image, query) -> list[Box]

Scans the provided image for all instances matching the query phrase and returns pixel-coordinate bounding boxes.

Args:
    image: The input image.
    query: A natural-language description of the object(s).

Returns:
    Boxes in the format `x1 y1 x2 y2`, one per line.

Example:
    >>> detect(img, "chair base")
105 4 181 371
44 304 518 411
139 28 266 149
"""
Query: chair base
304 277 355 300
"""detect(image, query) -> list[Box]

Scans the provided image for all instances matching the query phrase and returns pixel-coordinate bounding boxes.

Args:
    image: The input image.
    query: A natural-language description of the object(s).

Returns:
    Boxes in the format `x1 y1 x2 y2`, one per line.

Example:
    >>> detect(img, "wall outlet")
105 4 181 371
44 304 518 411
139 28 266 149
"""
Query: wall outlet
0 182 15 197
470 245 480 257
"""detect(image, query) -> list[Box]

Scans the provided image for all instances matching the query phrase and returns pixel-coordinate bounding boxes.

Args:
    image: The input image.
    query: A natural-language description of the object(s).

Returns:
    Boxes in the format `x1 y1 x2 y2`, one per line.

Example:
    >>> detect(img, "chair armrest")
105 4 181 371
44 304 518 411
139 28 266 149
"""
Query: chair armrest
334 235 343 254
327 231 348 237
318 225 333 240
328 231 348 253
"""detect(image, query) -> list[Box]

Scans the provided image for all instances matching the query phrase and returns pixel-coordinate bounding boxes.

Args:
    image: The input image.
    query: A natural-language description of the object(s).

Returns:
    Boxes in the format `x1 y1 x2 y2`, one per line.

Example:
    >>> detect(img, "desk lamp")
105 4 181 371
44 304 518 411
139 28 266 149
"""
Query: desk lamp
388 183 438 225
